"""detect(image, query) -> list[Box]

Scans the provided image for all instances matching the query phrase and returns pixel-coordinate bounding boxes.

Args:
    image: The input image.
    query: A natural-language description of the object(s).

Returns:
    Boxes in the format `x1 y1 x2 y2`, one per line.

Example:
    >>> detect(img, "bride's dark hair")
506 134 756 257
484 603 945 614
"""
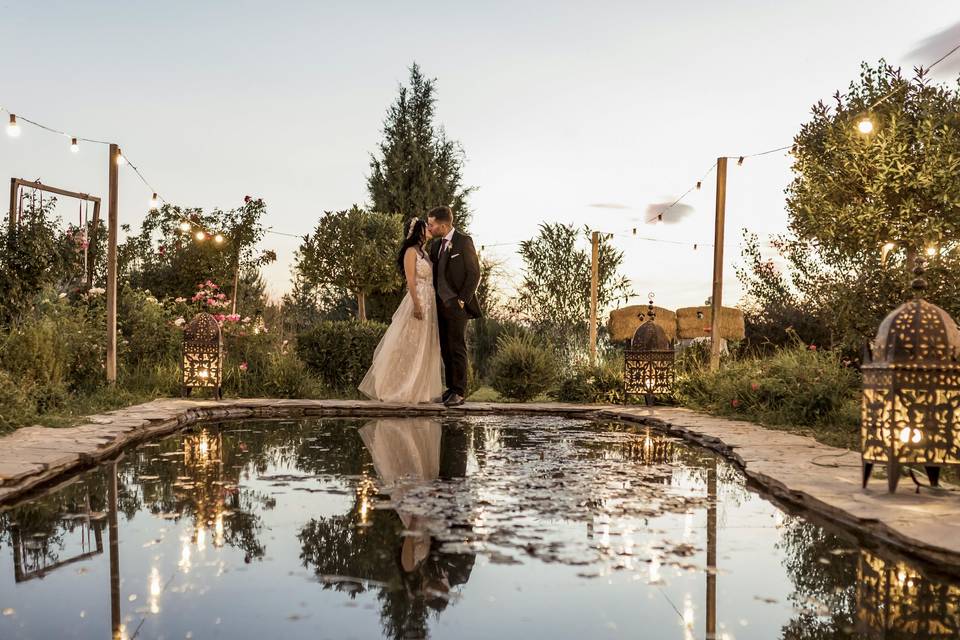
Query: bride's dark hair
396 218 427 273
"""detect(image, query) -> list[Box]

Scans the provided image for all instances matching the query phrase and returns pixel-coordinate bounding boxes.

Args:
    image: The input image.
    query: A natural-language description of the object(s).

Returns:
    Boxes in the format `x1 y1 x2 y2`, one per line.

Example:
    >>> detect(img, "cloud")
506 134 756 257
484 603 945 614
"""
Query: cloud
907 21 960 75
587 202 631 209
644 201 695 224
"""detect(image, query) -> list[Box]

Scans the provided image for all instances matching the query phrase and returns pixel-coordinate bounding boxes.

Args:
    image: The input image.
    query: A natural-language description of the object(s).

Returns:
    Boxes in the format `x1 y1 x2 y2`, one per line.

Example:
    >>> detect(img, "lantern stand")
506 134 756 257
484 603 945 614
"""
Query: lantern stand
861 259 960 493
624 294 675 406
181 312 224 400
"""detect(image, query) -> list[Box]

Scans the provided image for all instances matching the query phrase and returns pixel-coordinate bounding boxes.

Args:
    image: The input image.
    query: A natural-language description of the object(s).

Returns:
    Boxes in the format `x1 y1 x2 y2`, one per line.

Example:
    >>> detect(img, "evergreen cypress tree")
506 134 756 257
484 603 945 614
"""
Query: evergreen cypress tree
368 63 474 229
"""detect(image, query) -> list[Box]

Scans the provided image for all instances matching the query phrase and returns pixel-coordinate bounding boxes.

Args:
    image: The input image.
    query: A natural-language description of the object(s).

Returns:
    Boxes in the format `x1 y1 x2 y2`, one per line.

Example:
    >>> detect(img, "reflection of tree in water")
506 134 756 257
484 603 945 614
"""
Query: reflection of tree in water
777 517 857 639
0 475 109 576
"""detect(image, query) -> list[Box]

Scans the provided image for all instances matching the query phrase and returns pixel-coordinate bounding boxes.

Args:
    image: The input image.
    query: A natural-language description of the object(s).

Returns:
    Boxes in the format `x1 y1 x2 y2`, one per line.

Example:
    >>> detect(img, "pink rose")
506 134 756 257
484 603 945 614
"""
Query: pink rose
750 382 759 391
809 344 817 351
226 314 240 322
731 399 740 408
214 314 226 322
239 361 248 372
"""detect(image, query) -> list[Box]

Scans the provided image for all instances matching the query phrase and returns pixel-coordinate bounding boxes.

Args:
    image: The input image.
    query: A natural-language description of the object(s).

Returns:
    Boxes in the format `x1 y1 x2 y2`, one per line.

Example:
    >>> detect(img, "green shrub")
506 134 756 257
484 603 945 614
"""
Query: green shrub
674 343 860 446
490 333 557 401
0 370 35 432
556 353 624 404
296 320 388 391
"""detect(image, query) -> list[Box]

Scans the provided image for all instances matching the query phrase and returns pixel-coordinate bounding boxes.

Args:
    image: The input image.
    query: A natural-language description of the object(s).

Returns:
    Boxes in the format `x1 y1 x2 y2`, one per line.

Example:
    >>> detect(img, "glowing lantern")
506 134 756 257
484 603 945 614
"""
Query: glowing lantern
181 312 223 399
624 295 675 405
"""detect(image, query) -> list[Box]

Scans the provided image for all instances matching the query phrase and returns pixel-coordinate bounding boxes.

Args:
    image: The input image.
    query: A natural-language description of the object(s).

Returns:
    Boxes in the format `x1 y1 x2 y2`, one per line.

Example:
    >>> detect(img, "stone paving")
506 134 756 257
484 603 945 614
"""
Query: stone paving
1 398 958 570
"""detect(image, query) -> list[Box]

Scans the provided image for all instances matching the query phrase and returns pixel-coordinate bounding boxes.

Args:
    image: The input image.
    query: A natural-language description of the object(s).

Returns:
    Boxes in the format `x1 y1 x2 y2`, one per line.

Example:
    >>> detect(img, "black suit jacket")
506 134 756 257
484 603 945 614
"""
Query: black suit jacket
431 230 482 319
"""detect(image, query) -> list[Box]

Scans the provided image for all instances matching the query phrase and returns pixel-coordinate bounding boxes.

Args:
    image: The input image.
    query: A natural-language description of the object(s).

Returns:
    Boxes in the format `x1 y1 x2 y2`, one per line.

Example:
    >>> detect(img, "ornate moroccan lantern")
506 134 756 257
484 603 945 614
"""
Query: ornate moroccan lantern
856 549 960 637
861 263 960 492
181 312 223 399
624 295 675 405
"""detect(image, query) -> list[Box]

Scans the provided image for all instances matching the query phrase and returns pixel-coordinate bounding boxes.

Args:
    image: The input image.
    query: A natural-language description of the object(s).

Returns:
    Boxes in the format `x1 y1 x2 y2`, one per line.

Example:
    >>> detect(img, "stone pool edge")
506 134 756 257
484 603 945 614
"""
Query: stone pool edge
1 397 959 573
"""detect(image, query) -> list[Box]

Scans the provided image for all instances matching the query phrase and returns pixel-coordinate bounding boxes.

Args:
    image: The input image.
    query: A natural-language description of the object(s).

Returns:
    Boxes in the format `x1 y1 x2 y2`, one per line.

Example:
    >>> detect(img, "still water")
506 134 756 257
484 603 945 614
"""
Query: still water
0 415 958 639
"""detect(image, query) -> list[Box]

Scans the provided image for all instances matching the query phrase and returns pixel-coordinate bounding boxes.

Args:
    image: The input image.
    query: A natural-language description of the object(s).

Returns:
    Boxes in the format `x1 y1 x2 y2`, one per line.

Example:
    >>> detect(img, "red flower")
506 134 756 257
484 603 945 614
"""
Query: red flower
731 399 740 408
750 382 759 391
809 344 817 351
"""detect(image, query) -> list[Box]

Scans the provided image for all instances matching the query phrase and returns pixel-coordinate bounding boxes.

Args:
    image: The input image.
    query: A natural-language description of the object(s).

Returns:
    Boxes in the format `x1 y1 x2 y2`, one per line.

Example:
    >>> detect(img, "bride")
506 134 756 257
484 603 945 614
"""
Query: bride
358 218 443 403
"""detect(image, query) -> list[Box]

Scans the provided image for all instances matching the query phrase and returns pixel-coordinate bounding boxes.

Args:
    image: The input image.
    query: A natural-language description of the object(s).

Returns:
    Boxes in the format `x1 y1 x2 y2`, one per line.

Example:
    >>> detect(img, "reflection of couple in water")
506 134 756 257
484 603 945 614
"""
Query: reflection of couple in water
359 418 469 610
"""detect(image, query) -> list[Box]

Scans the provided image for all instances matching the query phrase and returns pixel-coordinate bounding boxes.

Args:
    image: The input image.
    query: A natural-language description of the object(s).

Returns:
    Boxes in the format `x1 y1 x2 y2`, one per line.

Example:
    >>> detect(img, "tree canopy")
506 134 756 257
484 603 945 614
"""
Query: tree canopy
294 206 403 321
368 63 474 228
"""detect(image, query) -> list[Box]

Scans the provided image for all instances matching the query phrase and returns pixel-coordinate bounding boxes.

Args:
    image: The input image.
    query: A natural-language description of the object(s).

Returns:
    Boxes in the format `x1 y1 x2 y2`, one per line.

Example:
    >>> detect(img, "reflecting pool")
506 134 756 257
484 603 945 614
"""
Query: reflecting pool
1 415 958 639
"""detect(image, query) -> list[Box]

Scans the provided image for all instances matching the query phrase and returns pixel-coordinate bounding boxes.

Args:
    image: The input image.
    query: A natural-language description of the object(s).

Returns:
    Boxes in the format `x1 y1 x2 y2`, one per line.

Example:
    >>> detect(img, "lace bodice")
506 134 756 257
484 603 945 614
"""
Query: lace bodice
411 250 435 307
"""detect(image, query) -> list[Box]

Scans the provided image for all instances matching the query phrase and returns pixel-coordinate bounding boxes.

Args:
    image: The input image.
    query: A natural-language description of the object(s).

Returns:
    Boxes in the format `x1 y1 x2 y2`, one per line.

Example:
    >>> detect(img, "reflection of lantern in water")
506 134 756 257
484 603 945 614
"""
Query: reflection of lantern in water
181 312 223 399
148 567 161 614
624 296 675 405
856 549 960 637
861 263 960 492
356 474 376 527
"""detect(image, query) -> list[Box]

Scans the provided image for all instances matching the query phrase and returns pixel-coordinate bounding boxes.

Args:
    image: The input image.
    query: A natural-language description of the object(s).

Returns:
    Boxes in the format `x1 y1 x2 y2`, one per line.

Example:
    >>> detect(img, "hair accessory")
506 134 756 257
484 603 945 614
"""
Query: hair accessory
406 218 420 239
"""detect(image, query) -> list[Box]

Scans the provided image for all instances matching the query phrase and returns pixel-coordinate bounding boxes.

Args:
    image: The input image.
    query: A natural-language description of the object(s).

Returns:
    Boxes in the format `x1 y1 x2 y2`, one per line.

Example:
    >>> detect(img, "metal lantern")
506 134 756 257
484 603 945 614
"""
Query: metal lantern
856 549 960 637
624 295 675 405
181 312 223 399
861 264 960 492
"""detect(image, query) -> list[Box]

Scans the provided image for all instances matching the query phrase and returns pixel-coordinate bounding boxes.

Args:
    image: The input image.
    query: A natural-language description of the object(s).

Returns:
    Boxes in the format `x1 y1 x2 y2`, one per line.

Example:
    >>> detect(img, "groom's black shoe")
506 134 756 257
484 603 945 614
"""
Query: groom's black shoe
441 389 454 404
444 393 465 408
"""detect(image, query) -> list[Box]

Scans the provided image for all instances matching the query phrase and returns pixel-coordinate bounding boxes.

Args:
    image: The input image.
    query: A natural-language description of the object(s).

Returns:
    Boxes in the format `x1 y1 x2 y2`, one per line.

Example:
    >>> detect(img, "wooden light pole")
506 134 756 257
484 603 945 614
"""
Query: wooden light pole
589 230 600 365
106 144 120 384
709 157 728 372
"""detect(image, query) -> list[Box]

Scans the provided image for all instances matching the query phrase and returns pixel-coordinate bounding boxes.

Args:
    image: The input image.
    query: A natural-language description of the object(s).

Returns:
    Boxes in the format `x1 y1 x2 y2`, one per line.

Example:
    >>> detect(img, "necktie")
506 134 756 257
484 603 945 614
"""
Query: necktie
441 239 449 254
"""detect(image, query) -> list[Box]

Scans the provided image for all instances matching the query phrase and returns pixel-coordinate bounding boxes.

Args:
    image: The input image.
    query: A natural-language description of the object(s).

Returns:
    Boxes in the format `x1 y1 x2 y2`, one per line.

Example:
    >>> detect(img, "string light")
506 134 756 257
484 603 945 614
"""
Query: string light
737 156 744 166
70 137 79 153
195 230 206 242
150 193 159 210
178 221 192 233
7 114 19 137
926 244 938 257
214 233 225 244
116 149 126 165
696 181 702 190
857 117 874 134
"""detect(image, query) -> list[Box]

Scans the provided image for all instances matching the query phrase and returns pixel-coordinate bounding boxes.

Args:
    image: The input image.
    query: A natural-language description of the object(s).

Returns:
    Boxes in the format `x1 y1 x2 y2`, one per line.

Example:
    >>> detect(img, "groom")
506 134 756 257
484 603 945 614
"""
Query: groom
427 205 481 407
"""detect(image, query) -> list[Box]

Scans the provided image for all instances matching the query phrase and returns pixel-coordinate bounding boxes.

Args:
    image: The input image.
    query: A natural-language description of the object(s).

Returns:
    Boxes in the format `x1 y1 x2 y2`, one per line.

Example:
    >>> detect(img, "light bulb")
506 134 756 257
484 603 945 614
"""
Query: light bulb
150 193 159 210
214 233 225 244
911 429 922 444
926 245 938 257
737 156 744 166
116 151 126 165
7 114 19 137
882 242 896 252
898 427 911 443
857 118 874 134
179 221 192 232
70 137 79 153
195 230 206 241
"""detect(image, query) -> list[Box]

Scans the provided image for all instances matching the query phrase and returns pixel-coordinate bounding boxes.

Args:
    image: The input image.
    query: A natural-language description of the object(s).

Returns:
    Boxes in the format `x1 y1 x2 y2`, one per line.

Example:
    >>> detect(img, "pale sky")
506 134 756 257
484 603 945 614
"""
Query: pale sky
1 1 958 312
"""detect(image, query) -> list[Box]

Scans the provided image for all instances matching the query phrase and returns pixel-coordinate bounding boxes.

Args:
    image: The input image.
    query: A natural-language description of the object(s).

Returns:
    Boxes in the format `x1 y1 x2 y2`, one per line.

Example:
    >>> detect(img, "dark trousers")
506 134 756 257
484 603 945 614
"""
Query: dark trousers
438 297 468 396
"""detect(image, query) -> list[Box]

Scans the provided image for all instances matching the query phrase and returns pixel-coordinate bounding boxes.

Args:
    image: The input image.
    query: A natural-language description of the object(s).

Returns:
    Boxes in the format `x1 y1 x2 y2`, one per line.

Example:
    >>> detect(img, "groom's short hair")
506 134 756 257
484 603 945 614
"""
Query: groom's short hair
427 205 453 223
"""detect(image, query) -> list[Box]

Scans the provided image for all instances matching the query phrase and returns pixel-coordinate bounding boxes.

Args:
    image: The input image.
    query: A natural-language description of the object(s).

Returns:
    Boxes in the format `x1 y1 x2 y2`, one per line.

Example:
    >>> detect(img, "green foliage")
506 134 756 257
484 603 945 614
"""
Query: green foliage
489 333 557 402
368 63 474 229
119 199 275 304
0 198 89 324
741 62 960 355
0 370 35 433
555 353 625 404
294 207 403 321
511 223 631 367
674 343 860 447
296 320 388 392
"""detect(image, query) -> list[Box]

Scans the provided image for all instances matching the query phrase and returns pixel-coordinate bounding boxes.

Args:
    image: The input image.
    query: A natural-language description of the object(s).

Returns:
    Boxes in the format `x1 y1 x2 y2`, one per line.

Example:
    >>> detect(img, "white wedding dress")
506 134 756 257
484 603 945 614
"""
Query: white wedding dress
358 249 443 403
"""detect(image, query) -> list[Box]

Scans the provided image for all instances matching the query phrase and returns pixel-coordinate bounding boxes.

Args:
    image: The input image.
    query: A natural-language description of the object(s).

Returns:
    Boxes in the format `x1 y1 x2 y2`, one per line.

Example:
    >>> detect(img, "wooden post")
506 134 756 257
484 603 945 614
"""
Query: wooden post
8 178 16 236
357 292 366 322
706 456 717 638
107 460 121 640
106 145 119 384
709 157 728 372
589 231 600 365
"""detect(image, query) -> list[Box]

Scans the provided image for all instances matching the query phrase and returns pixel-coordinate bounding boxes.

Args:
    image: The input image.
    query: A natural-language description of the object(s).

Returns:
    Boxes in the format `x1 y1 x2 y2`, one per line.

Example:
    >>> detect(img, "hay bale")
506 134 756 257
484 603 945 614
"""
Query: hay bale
675 306 745 340
608 305 677 343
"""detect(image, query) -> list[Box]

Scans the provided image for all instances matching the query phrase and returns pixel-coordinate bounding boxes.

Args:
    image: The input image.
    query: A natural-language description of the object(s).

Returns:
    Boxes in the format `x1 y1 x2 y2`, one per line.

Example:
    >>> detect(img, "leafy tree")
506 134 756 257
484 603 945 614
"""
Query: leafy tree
510 223 631 366
294 206 403 321
739 62 960 354
789 62 960 266
119 198 275 309
0 198 90 324
368 63 474 228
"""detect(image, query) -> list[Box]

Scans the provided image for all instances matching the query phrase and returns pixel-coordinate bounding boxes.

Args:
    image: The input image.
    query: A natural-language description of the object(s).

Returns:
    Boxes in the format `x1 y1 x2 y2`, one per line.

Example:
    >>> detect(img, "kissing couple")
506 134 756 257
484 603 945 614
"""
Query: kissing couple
359 205 481 407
